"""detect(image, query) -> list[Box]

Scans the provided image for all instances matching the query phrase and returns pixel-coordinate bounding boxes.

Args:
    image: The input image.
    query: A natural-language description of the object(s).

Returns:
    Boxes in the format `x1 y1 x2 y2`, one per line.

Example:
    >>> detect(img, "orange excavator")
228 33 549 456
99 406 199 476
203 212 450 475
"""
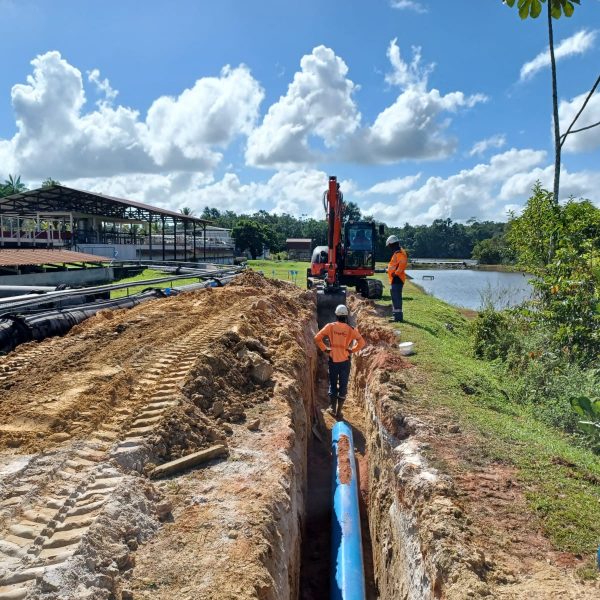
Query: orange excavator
308 176 384 325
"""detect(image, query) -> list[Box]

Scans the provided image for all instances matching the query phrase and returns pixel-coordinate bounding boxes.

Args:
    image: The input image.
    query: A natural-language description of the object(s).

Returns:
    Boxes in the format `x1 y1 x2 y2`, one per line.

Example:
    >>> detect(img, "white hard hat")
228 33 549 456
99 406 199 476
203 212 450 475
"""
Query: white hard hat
386 235 399 246
335 304 349 316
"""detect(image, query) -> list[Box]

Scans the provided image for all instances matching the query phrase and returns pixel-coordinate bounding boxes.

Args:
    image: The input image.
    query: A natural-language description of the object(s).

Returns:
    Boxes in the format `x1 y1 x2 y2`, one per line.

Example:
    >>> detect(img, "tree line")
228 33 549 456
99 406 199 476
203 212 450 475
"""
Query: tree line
201 205 511 262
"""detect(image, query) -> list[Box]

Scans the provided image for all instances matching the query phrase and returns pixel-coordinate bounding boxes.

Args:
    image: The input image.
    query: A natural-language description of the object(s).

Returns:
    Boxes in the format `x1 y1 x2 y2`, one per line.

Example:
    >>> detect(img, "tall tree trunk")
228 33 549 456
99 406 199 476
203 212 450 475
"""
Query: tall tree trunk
547 1 561 259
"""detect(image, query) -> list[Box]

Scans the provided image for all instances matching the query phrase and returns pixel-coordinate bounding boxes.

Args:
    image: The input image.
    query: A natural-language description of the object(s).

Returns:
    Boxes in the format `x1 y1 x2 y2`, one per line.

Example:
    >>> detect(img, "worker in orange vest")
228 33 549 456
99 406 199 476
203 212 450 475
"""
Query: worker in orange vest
314 305 366 419
386 235 408 323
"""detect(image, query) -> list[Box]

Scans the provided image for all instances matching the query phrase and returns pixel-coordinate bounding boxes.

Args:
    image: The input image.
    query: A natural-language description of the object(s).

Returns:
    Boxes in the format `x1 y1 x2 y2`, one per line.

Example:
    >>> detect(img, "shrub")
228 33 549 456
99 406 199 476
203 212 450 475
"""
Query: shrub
471 308 520 361
571 394 600 450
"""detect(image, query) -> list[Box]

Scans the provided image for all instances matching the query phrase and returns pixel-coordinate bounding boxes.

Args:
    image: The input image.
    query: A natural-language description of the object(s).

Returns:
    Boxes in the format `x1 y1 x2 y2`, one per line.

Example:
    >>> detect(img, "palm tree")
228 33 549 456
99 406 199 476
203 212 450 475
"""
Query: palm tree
178 207 195 258
1 174 27 197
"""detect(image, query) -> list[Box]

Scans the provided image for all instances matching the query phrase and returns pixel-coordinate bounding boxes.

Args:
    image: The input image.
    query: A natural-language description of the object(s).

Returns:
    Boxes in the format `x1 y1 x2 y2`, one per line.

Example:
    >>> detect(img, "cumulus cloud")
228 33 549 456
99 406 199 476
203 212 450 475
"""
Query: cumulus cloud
520 30 597 81
190 169 347 217
390 0 428 13
347 39 487 164
245 46 360 167
499 163 600 202
1 51 264 181
359 173 422 196
559 89 600 153
469 134 506 156
358 149 556 224
246 40 485 168
358 148 600 225
87 69 118 106
64 168 350 220
384 42 433 89
64 172 214 211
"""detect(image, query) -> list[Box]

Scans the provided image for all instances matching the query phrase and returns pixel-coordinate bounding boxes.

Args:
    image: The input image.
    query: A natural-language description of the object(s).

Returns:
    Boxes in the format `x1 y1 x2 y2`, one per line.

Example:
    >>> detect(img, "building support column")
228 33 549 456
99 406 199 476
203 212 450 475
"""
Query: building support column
193 221 197 261
162 216 166 261
148 215 153 262
173 218 177 261
184 220 188 262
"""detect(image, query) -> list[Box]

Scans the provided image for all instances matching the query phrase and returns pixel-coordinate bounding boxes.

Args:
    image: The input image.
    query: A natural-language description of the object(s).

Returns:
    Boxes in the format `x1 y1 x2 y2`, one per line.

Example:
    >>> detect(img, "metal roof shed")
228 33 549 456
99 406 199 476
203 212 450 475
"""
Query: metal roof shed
0 185 212 261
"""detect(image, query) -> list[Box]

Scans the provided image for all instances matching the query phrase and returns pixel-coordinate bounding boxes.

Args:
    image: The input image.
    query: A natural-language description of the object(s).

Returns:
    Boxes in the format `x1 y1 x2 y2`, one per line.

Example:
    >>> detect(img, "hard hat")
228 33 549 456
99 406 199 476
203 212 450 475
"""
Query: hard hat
335 304 349 316
386 235 399 246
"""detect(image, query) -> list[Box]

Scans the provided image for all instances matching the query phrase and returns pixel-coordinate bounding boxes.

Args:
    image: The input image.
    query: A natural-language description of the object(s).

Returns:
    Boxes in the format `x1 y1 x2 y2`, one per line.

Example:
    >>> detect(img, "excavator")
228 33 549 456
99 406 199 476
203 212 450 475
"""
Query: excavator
308 176 384 325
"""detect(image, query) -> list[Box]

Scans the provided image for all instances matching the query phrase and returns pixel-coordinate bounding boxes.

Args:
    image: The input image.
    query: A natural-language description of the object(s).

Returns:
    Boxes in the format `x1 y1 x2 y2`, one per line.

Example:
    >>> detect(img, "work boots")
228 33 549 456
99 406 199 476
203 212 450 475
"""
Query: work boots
336 396 345 420
389 311 404 323
327 395 338 416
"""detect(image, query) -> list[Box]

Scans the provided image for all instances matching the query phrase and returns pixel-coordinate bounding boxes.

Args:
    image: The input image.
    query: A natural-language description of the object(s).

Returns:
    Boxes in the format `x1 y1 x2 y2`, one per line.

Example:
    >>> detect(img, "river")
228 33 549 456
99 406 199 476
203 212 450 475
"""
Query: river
406 269 533 311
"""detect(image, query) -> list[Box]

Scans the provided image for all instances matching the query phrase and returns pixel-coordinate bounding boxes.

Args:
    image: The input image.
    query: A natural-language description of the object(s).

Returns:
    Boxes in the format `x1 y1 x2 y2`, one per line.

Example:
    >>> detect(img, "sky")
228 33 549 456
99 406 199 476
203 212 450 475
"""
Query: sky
0 0 599 225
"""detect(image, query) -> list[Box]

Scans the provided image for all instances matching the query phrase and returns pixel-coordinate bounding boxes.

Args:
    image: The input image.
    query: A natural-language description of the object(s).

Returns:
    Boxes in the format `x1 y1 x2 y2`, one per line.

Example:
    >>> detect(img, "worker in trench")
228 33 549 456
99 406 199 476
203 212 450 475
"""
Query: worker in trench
314 304 366 419
386 235 408 323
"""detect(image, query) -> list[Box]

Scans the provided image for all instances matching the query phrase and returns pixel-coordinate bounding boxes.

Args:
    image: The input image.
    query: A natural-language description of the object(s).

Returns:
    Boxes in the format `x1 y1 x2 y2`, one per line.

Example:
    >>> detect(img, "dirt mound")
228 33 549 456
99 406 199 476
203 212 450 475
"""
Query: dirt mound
0 272 318 600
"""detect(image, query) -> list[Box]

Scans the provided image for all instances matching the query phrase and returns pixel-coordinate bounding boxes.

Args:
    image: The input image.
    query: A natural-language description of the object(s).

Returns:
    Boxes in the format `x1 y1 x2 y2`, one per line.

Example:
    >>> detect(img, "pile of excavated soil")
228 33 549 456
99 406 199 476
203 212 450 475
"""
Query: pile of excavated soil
0 272 318 600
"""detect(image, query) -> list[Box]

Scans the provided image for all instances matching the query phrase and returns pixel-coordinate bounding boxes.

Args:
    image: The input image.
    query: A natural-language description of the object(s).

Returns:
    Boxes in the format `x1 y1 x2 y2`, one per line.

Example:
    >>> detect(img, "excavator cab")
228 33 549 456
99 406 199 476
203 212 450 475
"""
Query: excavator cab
343 223 376 270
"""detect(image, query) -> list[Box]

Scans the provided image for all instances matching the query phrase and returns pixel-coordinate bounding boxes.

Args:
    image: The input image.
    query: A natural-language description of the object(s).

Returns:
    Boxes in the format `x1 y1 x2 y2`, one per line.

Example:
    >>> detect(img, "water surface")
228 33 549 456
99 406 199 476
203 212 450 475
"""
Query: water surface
406 269 533 310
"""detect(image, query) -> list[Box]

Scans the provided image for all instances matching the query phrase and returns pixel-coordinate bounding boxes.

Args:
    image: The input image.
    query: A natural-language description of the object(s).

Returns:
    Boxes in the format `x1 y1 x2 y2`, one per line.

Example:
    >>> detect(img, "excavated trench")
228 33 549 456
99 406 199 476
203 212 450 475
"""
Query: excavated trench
2 274 593 599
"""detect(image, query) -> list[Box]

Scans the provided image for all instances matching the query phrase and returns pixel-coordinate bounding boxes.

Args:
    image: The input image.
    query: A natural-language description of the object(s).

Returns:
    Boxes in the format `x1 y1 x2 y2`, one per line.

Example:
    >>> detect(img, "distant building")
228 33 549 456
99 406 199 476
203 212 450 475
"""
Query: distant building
0 185 234 264
286 238 312 261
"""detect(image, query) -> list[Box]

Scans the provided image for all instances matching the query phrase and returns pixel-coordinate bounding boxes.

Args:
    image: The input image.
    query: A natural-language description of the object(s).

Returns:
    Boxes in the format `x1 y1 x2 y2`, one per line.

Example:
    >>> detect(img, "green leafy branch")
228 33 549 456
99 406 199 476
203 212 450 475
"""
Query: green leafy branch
503 0 580 19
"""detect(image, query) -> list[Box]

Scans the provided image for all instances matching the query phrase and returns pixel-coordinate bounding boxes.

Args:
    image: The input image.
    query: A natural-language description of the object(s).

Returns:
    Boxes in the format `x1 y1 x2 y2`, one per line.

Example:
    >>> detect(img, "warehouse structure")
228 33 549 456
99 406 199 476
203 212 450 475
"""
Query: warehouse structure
0 185 234 263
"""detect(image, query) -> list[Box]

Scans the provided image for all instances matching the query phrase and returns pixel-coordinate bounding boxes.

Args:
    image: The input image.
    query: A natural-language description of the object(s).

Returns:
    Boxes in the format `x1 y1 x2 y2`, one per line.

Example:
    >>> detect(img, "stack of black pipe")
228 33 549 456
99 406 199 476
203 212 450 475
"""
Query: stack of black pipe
0 290 163 354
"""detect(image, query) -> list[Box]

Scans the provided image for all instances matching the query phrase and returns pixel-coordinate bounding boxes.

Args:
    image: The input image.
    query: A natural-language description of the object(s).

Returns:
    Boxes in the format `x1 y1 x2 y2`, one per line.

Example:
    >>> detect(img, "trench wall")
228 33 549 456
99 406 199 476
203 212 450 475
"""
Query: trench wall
263 310 319 598
349 299 492 600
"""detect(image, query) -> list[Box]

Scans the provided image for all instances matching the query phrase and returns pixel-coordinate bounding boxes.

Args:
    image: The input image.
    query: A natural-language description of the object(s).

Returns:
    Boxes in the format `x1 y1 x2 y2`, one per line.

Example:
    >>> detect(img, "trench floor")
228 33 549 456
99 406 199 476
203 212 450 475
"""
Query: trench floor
299 359 377 600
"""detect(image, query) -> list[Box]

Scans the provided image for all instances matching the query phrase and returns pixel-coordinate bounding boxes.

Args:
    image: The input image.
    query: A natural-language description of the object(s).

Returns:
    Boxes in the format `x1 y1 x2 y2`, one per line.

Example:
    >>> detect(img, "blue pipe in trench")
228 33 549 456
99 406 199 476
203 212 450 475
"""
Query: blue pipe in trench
331 421 366 600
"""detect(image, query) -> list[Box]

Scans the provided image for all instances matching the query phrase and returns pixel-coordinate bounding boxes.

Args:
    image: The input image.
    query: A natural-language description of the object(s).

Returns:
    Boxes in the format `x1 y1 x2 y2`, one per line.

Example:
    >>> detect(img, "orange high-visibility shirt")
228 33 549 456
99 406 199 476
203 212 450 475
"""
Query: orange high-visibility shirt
314 321 366 363
387 248 408 284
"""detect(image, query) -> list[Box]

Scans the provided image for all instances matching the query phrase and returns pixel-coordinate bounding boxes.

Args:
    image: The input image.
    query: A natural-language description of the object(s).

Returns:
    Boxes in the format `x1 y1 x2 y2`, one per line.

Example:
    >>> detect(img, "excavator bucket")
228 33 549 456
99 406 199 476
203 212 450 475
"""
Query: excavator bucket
316 287 346 328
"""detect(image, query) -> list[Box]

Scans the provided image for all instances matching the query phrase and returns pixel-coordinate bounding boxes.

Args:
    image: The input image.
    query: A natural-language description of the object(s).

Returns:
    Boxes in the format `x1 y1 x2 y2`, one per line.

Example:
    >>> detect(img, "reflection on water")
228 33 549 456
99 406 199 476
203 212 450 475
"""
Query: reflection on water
406 269 533 311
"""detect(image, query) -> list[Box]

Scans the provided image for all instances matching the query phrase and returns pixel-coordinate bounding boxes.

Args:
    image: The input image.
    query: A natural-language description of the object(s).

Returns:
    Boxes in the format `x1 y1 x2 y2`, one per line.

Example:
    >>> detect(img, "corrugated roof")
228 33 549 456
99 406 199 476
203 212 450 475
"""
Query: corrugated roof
0 249 106 267
0 185 211 224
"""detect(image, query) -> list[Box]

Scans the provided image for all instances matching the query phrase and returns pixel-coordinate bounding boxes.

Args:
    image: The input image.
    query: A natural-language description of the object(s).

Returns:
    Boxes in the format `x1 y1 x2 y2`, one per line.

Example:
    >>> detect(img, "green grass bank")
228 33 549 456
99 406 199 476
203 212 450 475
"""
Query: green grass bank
110 268 200 299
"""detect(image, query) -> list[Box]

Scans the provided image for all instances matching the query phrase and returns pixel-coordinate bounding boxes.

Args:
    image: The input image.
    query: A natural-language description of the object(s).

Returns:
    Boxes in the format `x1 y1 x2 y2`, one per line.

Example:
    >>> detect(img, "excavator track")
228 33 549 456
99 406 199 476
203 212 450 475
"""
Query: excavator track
358 278 383 300
0 287 261 599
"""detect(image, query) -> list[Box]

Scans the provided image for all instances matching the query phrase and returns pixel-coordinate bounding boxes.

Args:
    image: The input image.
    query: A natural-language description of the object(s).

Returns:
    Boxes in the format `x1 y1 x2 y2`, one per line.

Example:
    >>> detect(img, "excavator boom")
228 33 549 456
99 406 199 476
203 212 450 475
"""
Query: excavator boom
325 175 343 287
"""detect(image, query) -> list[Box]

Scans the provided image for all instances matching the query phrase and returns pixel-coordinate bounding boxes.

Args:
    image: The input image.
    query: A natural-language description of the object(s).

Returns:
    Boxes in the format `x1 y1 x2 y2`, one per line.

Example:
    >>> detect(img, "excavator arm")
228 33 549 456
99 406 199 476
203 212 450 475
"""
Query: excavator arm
325 175 344 287
317 176 347 327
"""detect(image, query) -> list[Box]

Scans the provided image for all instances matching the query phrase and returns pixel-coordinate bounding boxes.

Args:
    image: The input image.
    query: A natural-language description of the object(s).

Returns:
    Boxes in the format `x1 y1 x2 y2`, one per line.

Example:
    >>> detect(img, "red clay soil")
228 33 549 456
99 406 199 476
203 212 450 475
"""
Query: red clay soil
336 435 352 484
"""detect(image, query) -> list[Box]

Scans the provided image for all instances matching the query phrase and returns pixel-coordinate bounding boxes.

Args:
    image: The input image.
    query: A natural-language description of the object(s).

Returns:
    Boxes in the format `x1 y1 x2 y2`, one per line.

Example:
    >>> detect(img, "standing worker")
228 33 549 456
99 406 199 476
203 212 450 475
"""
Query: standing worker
314 305 365 419
386 235 408 322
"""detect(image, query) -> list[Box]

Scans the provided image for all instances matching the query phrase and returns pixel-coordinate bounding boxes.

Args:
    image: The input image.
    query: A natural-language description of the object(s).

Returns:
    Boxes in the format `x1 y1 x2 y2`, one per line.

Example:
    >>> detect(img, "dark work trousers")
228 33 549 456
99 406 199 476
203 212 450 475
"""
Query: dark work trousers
328 358 351 403
391 280 404 321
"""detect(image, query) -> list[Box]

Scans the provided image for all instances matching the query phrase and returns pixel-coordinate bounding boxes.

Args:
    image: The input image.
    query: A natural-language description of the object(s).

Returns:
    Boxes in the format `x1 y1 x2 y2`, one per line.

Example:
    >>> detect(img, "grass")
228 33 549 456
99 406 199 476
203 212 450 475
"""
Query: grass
249 259 308 288
110 268 200 298
252 260 600 563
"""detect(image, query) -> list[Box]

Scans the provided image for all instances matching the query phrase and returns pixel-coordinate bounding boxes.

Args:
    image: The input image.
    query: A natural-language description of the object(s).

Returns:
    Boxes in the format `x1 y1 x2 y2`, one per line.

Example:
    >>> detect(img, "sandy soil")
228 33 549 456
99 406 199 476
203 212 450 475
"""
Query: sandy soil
0 272 317 600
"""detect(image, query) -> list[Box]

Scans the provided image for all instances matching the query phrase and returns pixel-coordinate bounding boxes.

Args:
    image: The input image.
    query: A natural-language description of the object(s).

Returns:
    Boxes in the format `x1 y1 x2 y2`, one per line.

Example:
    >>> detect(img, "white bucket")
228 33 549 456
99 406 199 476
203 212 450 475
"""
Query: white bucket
398 341 415 356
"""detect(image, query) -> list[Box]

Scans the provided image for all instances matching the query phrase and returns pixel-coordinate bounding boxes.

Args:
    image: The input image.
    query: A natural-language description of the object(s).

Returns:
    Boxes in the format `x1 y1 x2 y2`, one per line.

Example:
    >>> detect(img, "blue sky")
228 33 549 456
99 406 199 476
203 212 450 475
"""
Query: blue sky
0 0 599 224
